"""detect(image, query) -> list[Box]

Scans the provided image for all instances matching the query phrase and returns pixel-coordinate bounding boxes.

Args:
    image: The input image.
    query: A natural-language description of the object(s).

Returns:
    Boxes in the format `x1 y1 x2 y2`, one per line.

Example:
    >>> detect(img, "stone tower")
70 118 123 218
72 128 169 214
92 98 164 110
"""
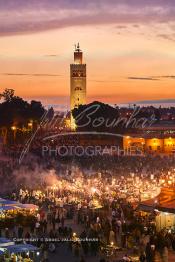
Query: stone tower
70 43 86 129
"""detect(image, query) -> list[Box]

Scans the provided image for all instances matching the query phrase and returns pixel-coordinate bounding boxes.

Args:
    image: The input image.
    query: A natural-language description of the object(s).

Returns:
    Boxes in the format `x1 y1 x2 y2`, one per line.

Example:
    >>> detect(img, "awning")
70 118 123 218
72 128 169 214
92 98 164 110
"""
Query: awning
139 187 175 214
138 204 155 212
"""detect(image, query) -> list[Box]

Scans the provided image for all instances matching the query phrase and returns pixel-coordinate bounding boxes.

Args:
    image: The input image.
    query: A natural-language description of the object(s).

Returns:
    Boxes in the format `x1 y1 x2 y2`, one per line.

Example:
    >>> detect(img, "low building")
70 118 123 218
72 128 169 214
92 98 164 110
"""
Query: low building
123 121 175 154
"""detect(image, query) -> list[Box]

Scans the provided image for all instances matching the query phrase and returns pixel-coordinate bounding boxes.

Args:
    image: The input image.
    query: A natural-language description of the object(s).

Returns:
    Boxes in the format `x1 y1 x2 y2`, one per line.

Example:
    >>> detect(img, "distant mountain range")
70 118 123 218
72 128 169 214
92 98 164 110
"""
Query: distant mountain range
135 99 175 104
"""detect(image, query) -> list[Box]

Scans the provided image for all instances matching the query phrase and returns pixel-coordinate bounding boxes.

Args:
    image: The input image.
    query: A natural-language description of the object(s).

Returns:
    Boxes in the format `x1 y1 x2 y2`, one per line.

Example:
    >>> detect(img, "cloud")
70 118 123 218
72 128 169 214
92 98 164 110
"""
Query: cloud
132 24 140 28
44 54 59 57
0 0 175 36
115 25 128 29
157 33 175 42
128 75 175 81
161 75 175 79
1 73 61 77
89 79 120 83
127 77 159 81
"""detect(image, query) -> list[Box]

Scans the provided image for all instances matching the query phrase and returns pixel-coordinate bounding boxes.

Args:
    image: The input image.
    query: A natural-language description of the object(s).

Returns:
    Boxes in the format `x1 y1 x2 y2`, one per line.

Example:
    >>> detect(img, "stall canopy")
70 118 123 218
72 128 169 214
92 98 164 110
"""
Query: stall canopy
0 249 4 255
0 206 20 211
7 244 38 253
0 237 14 247
0 198 38 211
16 204 38 210
0 199 19 206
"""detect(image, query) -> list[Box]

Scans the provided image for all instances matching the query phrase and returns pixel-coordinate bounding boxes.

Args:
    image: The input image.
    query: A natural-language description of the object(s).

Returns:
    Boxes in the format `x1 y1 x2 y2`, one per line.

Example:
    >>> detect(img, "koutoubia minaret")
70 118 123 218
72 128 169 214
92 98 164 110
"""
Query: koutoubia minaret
70 43 86 130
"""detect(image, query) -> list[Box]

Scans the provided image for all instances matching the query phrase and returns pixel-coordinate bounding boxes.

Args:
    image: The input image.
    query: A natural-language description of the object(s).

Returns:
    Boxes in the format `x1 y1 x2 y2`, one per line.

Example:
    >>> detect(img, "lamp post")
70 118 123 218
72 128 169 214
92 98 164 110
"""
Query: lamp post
11 126 17 142
28 120 33 130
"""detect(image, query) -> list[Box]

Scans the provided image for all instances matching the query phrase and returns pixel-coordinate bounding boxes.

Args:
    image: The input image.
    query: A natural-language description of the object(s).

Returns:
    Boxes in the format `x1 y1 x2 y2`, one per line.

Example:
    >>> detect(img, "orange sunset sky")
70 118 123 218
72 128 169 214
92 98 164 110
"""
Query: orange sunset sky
0 0 175 109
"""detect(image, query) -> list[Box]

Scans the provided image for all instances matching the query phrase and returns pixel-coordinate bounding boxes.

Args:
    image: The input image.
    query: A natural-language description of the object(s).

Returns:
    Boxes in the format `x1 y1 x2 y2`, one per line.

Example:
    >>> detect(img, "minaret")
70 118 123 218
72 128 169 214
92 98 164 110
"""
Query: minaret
70 43 86 130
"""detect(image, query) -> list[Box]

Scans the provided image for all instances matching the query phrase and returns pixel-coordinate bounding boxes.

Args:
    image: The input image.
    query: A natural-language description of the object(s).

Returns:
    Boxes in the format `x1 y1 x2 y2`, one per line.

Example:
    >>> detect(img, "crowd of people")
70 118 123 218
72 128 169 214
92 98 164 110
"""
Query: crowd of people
0 144 175 261
1 185 174 262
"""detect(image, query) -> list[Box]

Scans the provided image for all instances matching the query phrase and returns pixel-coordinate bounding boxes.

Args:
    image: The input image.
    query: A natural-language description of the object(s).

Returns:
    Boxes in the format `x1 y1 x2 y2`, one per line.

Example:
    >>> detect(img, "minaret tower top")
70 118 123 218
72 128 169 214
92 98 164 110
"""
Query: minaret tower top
74 43 83 64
